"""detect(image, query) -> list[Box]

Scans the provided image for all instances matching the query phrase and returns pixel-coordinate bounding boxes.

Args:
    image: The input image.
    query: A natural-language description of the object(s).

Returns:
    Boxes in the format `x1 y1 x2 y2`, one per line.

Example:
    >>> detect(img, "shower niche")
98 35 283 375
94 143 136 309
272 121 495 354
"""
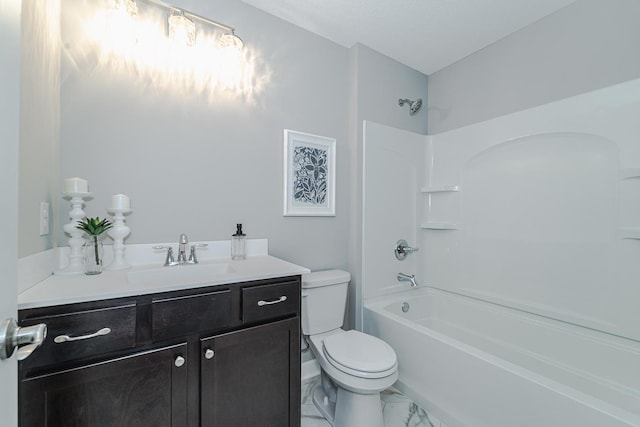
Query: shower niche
420 185 461 230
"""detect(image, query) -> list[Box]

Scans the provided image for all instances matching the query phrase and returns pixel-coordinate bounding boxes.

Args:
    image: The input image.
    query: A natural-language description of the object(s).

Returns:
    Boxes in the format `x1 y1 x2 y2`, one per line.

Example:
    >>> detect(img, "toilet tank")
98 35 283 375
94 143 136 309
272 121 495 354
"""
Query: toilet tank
301 270 351 335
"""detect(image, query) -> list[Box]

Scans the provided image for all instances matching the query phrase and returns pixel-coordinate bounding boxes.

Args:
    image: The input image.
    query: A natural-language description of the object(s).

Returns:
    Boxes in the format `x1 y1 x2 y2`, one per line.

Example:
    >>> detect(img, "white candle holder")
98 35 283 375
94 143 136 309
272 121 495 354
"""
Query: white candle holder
105 207 132 270
57 191 92 275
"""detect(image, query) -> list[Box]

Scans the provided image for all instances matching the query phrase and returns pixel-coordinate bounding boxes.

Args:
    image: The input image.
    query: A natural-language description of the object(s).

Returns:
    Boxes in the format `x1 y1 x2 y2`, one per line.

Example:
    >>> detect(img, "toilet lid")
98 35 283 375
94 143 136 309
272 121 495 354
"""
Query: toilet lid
322 330 397 376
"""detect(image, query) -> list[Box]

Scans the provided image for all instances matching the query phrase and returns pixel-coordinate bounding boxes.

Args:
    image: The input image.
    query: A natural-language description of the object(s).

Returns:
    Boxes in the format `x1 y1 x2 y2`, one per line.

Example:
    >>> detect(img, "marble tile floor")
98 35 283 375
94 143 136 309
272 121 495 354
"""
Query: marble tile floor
301 376 444 427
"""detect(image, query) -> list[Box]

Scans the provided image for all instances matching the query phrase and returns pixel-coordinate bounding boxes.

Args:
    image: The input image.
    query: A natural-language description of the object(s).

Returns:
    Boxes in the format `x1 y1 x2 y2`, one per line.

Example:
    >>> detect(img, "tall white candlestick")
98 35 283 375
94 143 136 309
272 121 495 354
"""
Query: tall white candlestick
56 193 92 276
110 194 130 210
64 177 88 193
106 207 132 270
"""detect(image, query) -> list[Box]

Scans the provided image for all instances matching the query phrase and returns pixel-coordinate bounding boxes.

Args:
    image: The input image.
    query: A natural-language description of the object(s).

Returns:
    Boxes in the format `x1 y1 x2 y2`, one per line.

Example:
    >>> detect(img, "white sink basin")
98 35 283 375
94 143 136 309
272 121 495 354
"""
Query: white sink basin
127 262 234 287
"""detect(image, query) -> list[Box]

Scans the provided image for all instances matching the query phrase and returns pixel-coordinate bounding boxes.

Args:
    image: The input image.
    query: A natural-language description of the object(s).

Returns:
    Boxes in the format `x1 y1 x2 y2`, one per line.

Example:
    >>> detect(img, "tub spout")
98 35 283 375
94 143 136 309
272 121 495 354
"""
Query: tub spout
397 272 419 287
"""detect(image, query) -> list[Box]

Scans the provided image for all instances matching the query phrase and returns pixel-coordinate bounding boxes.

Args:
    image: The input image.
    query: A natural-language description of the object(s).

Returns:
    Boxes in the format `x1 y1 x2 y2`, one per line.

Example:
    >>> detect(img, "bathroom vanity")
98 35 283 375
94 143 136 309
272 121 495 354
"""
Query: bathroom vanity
17 251 307 427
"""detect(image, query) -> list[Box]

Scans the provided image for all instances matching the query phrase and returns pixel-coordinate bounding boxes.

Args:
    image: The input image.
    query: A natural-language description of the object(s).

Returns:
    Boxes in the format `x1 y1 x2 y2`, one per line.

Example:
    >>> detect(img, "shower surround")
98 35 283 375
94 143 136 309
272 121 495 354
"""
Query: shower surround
359 78 640 426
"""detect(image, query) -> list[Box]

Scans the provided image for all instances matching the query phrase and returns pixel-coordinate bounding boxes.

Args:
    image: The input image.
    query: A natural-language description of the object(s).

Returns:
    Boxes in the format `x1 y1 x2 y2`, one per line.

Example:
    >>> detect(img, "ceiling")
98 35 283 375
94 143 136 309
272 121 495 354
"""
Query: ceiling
239 0 576 75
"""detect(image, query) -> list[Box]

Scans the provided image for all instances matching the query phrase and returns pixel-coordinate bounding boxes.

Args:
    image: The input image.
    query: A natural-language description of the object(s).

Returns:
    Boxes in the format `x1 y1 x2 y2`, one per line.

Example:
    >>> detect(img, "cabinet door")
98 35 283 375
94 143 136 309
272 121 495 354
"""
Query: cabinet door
20 343 188 427
200 317 300 427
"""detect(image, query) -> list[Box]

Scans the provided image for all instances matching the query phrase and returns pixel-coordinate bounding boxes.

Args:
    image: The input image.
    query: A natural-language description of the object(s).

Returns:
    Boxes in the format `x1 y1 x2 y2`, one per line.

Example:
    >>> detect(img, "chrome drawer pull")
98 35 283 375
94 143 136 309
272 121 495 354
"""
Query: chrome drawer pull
54 327 111 343
257 296 287 306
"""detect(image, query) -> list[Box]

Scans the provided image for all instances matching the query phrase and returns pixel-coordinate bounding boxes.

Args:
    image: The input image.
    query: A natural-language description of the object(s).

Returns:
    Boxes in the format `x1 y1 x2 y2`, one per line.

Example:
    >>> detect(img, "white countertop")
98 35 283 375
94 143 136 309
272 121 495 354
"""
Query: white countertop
18 240 310 309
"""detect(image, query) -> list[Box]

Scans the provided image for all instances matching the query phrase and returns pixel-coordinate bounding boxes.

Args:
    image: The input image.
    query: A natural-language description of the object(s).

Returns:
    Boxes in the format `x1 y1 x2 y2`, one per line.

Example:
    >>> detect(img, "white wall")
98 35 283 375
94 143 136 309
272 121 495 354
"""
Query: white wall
428 0 640 133
59 0 350 271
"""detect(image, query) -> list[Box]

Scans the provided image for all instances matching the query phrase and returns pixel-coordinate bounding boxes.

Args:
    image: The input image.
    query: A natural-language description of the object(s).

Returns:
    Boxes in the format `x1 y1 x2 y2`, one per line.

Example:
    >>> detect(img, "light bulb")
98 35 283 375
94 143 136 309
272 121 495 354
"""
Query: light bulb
217 31 244 53
168 11 195 46
113 0 137 16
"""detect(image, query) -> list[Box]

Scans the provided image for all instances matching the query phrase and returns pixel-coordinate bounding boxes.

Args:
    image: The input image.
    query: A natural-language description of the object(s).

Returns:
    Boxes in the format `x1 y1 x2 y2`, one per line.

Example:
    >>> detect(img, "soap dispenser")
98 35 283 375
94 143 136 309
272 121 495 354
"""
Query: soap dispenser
231 224 246 260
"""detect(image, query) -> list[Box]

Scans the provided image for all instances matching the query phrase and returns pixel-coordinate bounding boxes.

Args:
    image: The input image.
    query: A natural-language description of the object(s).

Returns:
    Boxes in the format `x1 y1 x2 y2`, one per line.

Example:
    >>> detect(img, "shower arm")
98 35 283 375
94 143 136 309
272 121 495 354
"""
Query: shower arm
398 98 422 115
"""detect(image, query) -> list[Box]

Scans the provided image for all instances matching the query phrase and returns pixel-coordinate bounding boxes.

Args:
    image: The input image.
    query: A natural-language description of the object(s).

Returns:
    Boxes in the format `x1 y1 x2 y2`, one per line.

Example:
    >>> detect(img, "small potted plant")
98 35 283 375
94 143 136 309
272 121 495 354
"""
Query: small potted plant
77 217 113 275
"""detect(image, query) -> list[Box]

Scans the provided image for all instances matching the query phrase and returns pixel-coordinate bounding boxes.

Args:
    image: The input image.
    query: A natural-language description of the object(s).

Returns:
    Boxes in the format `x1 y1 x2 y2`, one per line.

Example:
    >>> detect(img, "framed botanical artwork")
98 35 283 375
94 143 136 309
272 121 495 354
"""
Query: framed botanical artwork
283 129 336 216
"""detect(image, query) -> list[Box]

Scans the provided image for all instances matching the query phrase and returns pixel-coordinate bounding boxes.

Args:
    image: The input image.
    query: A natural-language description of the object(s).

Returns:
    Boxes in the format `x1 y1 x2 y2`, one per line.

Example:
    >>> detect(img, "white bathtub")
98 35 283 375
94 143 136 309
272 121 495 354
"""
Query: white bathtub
363 287 640 427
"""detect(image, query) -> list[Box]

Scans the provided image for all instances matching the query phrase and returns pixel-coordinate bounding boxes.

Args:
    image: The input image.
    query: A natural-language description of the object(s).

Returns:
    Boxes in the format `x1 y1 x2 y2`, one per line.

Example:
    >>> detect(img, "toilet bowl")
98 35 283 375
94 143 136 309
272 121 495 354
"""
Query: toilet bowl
309 330 398 393
302 270 398 427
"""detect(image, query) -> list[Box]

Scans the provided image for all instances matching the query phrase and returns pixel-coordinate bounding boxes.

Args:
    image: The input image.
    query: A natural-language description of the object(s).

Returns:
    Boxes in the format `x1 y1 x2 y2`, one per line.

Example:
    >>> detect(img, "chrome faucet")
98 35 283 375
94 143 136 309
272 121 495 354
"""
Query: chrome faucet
177 234 189 264
153 234 208 266
397 272 419 287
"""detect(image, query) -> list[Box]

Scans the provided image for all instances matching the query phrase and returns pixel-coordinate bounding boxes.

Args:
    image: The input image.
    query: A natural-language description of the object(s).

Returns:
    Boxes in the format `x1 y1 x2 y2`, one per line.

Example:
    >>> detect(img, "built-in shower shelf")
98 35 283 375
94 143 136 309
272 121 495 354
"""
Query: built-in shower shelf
620 227 640 239
619 168 640 180
421 185 461 193
420 222 458 230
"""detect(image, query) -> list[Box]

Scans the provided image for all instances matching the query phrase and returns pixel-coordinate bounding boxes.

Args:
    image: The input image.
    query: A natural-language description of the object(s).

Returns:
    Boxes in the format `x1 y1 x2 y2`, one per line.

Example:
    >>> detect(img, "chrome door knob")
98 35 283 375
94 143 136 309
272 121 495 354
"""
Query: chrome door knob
0 318 47 361
204 349 215 360
174 355 186 367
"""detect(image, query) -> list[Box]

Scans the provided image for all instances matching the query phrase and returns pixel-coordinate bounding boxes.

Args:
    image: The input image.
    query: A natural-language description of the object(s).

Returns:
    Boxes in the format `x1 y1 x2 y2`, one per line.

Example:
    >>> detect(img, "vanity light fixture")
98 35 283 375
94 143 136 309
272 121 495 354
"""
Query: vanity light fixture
217 29 244 52
168 9 196 46
113 0 138 16
179 9 244 54
90 0 255 98
111 0 245 51
164 3 244 52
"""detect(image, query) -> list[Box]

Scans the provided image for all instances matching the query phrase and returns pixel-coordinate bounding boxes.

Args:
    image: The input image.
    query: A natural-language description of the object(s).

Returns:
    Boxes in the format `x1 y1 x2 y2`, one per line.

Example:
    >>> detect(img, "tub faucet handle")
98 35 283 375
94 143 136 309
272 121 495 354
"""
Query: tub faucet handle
395 239 419 260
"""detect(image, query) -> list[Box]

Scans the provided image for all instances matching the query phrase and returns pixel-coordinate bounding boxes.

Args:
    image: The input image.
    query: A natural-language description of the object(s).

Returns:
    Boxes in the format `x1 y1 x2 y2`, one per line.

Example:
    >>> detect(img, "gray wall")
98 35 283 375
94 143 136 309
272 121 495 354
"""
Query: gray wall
428 0 640 133
19 0 60 257
59 0 349 271
17 0 428 329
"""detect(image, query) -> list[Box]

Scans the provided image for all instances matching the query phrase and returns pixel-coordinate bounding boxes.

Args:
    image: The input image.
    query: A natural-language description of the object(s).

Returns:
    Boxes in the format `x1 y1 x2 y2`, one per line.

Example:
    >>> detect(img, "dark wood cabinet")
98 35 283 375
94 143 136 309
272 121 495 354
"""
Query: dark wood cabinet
200 317 300 426
19 275 301 427
21 343 188 427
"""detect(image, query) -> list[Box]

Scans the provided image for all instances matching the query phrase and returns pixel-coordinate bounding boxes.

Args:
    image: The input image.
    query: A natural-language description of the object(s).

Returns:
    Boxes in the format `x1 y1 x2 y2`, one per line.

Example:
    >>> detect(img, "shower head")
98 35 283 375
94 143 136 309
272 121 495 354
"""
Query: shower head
398 98 422 115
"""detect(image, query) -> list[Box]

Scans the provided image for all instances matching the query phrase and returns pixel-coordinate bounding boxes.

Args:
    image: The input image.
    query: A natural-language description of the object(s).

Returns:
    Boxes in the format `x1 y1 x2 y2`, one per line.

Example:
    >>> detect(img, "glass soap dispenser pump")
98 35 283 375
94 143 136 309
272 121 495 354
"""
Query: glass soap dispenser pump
231 224 246 260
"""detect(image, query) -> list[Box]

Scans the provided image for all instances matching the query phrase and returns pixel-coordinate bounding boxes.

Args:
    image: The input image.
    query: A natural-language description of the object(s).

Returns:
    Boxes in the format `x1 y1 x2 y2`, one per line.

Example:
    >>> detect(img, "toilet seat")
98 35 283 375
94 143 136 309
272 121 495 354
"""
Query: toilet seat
322 330 397 379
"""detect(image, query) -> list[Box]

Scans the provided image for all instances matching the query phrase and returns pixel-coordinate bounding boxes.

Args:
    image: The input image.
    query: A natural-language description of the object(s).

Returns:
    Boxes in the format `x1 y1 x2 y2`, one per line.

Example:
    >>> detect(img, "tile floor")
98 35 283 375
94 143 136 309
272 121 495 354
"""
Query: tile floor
301 376 443 427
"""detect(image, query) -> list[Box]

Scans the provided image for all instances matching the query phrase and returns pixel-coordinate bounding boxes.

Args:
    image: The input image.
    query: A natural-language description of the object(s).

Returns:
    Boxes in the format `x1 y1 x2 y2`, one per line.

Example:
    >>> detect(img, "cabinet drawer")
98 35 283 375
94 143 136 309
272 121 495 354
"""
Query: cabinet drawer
241 281 300 323
21 304 137 370
152 289 232 341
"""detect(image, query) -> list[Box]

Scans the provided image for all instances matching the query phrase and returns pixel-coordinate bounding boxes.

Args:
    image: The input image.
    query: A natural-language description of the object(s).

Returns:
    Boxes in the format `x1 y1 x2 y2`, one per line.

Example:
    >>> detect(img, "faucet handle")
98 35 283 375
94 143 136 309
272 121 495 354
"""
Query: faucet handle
153 245 177 266
395 239 419 260
179 234 188 244
187 243 208 264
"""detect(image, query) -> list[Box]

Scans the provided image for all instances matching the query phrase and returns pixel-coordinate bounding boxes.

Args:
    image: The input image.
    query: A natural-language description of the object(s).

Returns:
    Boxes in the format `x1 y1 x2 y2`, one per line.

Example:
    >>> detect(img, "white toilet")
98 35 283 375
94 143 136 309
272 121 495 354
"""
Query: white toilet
302 270 398 427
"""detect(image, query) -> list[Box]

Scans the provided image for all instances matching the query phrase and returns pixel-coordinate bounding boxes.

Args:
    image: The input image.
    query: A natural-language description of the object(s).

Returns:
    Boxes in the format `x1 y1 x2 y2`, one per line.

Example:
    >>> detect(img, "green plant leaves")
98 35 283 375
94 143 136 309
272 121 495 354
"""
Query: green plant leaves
76 216 114 236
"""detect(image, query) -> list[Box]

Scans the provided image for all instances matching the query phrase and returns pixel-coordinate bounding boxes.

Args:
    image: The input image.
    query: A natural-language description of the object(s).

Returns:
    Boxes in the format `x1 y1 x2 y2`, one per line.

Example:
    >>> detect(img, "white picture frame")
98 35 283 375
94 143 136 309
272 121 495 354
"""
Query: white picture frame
283 129 336 216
